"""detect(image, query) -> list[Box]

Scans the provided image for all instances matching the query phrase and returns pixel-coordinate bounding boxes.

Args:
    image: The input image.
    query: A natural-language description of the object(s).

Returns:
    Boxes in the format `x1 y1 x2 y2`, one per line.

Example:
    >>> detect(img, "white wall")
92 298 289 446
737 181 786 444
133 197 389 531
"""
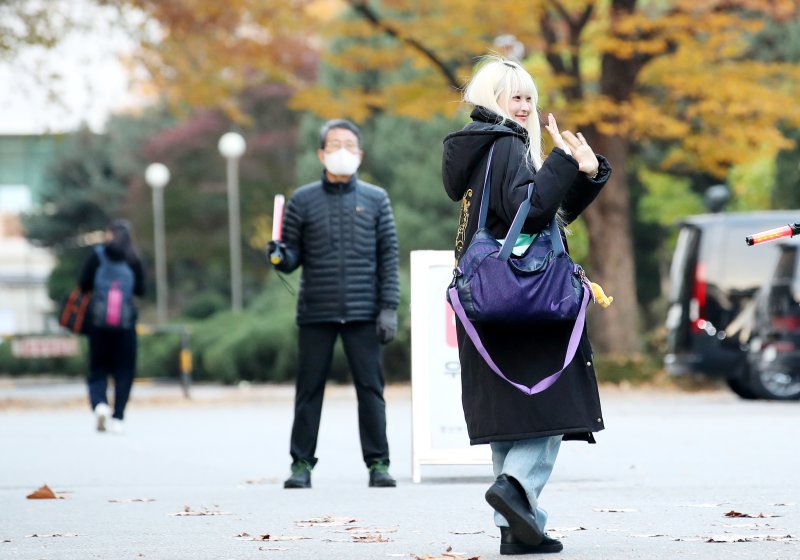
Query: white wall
0 213 56 335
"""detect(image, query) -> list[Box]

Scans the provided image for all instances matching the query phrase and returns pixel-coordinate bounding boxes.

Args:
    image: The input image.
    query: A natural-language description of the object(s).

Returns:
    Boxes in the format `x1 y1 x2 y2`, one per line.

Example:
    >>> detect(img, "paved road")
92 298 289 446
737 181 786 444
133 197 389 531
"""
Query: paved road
0 379 798 559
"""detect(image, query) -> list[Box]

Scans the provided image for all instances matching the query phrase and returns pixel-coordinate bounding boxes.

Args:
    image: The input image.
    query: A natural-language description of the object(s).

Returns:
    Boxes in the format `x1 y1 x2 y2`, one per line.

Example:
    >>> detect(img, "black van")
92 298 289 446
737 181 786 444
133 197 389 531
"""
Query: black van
664 211 800 399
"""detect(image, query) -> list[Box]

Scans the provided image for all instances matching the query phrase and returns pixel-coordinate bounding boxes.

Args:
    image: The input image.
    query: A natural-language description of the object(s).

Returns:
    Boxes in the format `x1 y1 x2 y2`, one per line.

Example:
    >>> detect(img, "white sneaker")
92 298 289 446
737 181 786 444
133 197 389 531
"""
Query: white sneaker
94 403 111 432
109 419 124 435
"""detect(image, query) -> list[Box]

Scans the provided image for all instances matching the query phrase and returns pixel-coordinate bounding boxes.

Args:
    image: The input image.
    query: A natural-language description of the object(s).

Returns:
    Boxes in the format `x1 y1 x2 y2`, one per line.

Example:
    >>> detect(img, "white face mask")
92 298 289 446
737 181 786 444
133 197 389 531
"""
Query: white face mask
324 148 361 177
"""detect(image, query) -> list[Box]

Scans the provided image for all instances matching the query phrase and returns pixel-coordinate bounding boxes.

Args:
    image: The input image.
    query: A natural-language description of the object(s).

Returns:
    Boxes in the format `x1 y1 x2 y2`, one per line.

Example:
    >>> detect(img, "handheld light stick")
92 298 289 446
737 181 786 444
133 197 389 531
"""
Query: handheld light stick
745 222 800 246
270 194 285 264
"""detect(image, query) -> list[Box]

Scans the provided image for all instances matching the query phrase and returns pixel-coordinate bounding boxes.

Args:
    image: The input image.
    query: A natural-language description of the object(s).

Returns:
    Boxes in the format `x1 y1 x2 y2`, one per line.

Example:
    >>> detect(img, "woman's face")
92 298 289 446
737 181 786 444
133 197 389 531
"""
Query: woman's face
499 92 533 126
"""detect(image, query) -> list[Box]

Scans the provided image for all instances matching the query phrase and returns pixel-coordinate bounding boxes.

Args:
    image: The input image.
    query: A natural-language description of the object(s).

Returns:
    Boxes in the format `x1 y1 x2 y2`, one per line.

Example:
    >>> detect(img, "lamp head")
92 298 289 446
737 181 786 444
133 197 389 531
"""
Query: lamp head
145 163 170 189
218 132 246 159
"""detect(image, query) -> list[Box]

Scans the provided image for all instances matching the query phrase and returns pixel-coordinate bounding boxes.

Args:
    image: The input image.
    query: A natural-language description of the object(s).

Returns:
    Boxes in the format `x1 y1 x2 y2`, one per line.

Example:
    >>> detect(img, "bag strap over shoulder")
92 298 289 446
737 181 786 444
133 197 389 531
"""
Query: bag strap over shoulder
476 143 496 230
448 283 591 395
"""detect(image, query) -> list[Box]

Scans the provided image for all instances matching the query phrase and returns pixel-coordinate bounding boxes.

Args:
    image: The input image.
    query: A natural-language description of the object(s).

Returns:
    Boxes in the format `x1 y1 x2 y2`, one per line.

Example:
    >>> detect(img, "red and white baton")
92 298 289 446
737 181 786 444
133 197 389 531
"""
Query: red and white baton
270 194 285 264
745 222 800 246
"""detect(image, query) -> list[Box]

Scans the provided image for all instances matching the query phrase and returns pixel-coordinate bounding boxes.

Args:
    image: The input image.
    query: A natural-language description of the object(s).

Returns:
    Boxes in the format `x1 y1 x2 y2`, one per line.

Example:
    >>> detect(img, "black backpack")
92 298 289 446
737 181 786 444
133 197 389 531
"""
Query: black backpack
91 246 136 330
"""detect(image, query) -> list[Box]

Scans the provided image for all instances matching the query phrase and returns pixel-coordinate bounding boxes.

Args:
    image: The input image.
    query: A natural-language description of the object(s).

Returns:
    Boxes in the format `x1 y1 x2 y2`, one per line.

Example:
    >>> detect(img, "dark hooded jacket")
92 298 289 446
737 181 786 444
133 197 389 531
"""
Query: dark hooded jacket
442 107 611 445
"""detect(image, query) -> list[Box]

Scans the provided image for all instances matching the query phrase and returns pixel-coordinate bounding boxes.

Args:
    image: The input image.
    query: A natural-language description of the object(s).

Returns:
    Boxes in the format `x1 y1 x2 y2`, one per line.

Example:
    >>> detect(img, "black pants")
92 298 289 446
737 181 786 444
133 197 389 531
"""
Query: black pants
87 327 137 420
289 321 390 468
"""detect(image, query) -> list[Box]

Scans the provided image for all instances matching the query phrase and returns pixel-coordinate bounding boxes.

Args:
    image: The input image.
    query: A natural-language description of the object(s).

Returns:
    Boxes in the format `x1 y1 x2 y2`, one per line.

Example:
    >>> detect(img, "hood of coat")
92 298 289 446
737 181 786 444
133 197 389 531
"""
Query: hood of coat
442 107 528 201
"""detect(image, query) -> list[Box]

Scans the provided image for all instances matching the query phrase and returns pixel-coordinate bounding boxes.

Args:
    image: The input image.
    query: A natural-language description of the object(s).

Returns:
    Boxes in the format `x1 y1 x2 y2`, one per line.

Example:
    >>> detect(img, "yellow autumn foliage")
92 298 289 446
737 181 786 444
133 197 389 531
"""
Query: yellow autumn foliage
120 0 800 179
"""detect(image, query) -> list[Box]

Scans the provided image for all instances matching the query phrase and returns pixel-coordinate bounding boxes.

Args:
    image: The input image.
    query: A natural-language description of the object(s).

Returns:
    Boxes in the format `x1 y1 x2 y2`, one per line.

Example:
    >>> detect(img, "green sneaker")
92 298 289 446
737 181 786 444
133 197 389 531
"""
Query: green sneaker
284 460 312 489
368 460 396 487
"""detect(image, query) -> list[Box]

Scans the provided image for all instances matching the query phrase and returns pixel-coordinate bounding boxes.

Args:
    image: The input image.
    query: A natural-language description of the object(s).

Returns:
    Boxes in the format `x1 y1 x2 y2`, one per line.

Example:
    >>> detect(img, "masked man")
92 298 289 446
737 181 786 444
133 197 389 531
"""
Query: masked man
268 119 400 489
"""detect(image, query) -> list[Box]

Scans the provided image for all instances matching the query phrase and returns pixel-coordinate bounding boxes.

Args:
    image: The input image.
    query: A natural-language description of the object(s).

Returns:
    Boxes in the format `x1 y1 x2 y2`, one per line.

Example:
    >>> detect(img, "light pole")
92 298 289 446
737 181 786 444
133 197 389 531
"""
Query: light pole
145 162 170 324
218 132 246 312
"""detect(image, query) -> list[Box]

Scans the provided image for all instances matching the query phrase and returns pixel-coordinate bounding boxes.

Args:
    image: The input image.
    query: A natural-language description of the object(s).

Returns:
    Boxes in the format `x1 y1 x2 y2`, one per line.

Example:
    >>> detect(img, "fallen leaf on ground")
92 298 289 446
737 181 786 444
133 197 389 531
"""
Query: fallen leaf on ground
169 506 232 516
631 533 668 538
705 534 795 543
26 484 63 500
25 533 77 538
724 510 780 519
108 498 156 503
448 530 484 535
707 535 754 543
237 533 309 542
351 534 391 543
593 508 636 513
3 539 12 543
295 516 357 527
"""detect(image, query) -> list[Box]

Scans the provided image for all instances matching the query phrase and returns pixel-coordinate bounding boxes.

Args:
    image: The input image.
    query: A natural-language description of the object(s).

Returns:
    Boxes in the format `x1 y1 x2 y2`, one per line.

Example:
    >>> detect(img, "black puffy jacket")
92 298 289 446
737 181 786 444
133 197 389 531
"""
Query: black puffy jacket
276 173 400 325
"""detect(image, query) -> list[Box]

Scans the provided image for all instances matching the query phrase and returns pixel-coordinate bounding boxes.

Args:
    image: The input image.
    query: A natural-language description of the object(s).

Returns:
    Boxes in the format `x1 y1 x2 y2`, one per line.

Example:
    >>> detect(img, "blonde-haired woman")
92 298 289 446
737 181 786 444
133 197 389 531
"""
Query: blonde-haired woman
442 57 612 555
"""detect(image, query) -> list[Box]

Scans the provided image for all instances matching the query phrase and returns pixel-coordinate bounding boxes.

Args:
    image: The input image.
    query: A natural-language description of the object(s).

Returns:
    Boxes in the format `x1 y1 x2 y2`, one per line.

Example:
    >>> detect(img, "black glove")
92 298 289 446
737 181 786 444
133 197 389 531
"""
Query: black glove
376 308 397 344
267 240 286 265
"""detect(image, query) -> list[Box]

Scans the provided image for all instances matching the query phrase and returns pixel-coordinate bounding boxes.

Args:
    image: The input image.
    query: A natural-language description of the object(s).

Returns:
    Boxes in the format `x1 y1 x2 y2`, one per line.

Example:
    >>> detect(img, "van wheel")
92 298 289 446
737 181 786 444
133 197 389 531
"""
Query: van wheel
726 369 759 400
750 367 800 400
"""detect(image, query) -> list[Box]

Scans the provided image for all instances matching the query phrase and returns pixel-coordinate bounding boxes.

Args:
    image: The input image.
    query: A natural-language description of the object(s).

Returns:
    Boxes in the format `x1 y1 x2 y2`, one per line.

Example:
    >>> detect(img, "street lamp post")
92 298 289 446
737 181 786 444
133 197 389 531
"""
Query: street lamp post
145 162 170 324
218 132 246 312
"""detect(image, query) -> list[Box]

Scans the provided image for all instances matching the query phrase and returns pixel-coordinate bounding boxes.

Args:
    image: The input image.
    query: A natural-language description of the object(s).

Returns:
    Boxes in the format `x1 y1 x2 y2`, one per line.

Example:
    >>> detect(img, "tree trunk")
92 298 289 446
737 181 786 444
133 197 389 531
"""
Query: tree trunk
581 133 641 355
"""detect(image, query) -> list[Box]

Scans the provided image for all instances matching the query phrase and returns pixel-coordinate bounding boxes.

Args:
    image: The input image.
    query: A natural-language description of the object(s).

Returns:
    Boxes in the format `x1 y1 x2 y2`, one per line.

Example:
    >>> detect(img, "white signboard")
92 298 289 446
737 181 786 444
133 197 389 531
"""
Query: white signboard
410 251 491 483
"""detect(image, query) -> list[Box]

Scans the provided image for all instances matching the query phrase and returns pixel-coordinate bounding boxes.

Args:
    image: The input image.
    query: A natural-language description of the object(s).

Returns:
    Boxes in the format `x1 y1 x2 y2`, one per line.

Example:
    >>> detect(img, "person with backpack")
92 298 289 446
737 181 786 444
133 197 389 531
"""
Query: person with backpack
78 219 146 434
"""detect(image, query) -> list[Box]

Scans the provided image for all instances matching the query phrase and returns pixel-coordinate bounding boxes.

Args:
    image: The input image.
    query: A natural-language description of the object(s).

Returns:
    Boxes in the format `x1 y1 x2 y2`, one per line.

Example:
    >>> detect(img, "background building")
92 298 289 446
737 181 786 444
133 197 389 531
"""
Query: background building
0 135 59 335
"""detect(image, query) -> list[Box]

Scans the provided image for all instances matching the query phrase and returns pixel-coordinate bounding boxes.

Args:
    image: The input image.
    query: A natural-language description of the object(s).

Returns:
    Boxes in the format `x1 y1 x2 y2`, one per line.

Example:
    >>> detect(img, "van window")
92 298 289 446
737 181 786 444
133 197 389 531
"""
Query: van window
688 221 797 297
711 223 789 294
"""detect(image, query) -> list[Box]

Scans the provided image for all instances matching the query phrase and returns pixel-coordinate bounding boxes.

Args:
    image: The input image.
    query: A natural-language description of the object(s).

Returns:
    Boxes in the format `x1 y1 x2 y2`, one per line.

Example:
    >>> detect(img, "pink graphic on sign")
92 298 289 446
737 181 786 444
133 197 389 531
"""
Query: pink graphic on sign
445 301 457 348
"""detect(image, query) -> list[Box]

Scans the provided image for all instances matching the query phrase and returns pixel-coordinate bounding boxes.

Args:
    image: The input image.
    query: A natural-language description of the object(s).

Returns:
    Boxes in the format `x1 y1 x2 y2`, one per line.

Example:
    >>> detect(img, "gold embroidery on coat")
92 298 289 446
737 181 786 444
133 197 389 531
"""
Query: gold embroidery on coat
455 188 473 255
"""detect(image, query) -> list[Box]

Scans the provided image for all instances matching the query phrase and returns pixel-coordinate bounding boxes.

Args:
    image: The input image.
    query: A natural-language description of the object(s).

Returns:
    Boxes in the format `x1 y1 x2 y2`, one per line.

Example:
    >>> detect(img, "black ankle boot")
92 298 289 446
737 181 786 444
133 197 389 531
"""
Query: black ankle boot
283 461 312 489
368 460 396 487
485 474 543 545
500 527 563 555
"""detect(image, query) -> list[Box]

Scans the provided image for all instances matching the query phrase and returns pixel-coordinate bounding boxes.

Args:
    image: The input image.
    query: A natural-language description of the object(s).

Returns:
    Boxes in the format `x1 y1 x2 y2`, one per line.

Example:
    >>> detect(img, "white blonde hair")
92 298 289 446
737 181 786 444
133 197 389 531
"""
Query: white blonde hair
464 56 544 170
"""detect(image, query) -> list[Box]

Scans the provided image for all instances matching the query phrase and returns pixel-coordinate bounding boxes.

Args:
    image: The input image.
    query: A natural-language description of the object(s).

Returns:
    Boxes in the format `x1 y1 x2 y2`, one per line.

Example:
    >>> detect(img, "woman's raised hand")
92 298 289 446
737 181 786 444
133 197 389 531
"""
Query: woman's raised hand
544 113 571 155
544 113 600 178
561 130 599 177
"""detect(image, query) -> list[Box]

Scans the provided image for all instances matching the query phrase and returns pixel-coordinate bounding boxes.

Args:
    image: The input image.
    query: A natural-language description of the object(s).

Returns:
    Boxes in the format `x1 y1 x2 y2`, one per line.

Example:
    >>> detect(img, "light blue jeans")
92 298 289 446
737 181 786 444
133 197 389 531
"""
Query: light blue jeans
490 435 563 531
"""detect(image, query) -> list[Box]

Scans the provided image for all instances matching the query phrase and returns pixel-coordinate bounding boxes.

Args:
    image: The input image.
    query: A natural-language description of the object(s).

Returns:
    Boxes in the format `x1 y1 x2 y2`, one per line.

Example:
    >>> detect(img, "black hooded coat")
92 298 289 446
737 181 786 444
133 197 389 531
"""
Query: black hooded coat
442 107 612 445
